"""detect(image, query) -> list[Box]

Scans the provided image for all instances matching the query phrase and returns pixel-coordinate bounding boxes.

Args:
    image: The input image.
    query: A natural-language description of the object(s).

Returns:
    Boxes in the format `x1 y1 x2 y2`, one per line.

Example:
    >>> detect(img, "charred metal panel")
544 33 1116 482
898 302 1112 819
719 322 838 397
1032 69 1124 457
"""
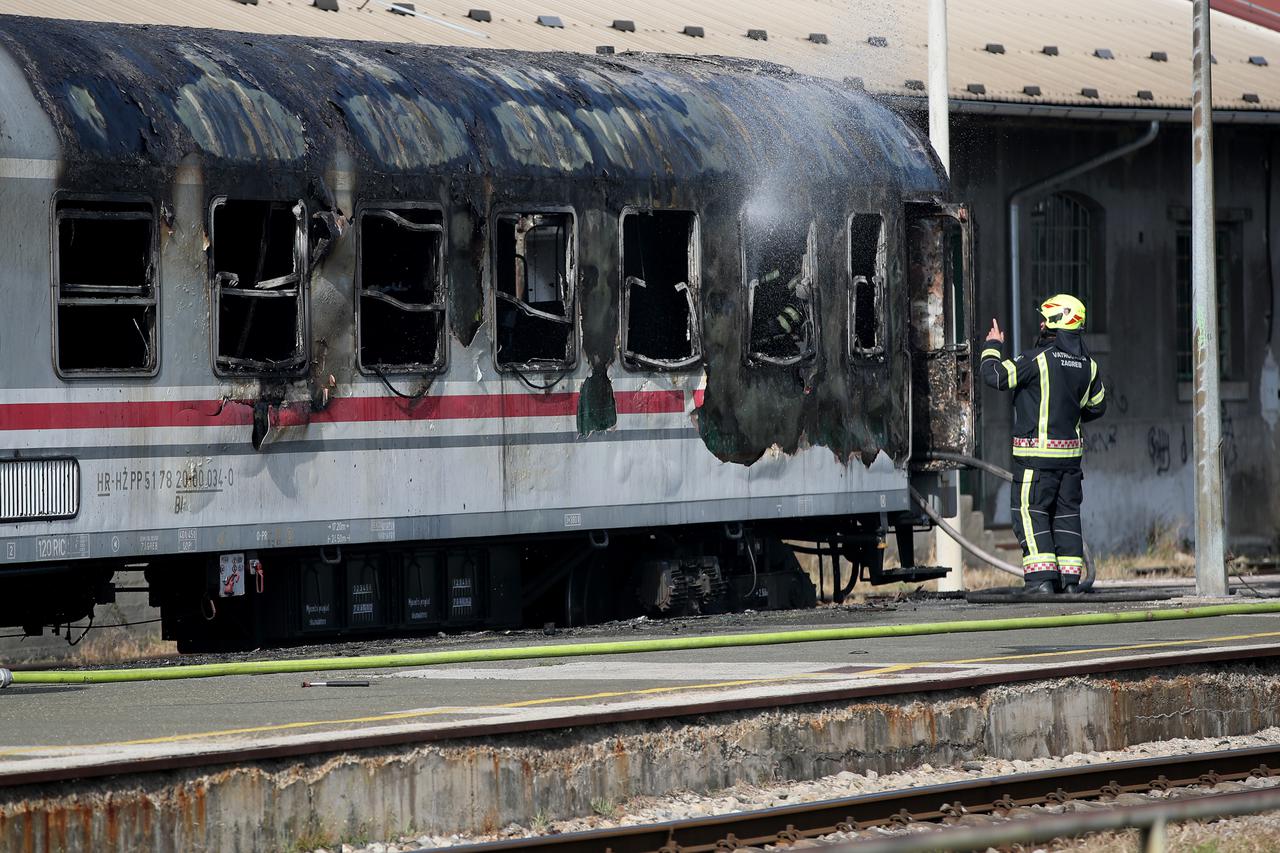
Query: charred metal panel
0 15 949 468
907 205 975 468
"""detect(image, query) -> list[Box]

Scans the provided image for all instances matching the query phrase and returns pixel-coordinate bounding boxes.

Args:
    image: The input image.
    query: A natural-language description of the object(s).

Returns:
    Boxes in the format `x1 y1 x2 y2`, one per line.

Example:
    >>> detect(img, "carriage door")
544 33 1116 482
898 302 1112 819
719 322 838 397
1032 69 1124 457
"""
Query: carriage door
906 203 974 468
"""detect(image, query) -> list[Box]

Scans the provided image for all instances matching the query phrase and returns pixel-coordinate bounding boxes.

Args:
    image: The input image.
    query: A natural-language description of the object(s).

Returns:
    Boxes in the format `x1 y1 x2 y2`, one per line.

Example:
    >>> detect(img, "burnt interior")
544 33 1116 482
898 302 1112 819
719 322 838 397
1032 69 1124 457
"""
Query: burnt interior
908 207 973 464
622 210 698 367
850 213 883 355
211 199 304 372
495 213 573 367
746 217 813 363
55 200 156 373
359 208 445 371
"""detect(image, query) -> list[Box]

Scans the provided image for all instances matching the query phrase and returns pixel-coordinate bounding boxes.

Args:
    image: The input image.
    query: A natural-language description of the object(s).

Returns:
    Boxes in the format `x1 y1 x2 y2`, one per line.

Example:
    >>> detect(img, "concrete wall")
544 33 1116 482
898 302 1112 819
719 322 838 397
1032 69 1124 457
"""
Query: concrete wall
951 117 1280 555
6 662 1280 851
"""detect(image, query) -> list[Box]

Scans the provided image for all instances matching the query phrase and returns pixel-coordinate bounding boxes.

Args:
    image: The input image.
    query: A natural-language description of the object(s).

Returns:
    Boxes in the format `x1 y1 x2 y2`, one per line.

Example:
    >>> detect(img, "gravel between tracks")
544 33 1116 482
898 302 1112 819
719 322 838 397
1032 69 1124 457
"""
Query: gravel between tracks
300 726 1280 852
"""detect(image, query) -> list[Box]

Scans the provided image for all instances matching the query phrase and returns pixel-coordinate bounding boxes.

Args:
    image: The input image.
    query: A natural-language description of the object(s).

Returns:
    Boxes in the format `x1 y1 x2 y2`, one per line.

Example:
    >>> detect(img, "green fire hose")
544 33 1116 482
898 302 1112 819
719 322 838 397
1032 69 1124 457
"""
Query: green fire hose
5 601 1280 686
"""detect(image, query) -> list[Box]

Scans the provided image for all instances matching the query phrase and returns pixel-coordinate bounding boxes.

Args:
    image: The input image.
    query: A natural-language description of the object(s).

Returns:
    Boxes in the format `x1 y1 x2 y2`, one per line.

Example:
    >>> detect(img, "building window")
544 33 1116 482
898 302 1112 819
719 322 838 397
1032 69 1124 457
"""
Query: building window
357 207 446 373
849 213 886 359
53 198 158 375
744 216 816 366
209 198 307 375
493 211 575 369
1175 224 1239 381
1029 192 1104 332
621 210 700 370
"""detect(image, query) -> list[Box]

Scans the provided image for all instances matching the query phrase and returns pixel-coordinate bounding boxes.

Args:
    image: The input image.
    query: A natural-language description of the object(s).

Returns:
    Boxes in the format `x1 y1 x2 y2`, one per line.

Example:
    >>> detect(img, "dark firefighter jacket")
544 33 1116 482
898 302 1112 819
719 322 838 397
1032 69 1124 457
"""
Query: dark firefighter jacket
980 330 1107 470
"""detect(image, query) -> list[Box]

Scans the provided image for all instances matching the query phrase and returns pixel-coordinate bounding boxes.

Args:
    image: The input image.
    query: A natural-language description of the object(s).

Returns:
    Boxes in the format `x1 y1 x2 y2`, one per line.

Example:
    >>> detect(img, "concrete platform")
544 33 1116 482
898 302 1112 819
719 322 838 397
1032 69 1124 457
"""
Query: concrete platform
7 596 1280 852
4 596 1280 780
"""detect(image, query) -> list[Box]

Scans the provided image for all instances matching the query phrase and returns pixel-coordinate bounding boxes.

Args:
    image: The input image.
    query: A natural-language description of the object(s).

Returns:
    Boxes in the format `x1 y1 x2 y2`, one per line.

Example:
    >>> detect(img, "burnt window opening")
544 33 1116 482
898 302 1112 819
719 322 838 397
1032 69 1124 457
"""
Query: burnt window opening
621 210 700 370
54 199 158 375
494 211 575 368
358 207 446 373
907 207 968 354
744 216 816 366
210 198 306 374
850 213 886 359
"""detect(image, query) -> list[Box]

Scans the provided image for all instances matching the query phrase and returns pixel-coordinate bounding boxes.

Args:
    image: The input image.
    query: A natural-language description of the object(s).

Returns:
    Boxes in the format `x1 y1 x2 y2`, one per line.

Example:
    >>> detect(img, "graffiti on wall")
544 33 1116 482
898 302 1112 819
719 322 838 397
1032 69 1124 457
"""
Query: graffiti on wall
1147 426 1171 475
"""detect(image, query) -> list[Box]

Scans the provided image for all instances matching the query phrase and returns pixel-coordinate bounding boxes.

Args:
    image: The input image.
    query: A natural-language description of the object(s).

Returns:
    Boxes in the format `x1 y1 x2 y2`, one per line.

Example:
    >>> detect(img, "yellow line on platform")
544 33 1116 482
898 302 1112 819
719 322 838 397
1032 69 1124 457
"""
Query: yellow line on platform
4 630 1280 757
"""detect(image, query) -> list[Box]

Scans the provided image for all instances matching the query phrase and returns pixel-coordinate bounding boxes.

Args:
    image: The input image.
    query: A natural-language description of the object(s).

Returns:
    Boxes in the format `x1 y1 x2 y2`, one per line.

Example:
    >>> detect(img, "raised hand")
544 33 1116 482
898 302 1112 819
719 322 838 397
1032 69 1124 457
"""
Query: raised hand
986 318 1004 343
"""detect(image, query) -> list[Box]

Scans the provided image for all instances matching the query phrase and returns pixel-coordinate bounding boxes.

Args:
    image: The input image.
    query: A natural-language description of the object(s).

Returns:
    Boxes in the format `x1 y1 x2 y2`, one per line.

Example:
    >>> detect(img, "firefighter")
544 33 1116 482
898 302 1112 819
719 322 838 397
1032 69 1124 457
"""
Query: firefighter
751 267 809 356
980 294 1106 594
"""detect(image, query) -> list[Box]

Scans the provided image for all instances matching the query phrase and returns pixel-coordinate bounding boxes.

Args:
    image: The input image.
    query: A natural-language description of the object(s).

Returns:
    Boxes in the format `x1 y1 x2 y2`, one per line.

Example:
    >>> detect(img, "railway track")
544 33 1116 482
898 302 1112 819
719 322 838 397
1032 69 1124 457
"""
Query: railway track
439 744 1280 853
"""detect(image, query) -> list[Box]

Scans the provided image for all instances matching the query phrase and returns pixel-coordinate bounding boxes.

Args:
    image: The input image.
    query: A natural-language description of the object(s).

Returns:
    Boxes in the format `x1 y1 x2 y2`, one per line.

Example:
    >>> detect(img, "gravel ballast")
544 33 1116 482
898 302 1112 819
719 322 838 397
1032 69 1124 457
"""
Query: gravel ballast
305 727 1280 852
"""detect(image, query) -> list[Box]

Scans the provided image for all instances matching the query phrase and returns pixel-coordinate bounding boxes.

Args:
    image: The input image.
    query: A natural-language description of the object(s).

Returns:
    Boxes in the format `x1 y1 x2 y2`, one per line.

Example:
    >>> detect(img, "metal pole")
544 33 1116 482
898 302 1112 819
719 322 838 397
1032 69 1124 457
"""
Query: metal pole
1191 0 1229 596
928 0 950 175
927 0 963 590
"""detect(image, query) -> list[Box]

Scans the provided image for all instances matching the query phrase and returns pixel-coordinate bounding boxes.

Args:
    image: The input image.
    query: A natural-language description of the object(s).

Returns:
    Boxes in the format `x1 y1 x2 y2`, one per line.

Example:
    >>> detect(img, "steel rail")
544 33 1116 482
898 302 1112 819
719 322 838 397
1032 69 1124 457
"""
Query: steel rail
829 785 1280 852
3 643 1280 790
438 744 1280 853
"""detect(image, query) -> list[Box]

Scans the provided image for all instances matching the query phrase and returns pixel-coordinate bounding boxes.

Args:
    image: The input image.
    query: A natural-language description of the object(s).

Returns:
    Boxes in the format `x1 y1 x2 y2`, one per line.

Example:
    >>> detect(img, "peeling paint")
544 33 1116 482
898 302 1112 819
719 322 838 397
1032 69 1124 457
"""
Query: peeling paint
0 15 951 467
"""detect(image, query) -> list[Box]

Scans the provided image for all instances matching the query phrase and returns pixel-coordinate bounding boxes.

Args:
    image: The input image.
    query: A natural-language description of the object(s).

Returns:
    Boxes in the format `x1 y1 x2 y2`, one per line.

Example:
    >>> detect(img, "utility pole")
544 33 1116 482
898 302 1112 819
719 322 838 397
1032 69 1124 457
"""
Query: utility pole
1190 0 1229 596
928 0 950 174
928 0 964 590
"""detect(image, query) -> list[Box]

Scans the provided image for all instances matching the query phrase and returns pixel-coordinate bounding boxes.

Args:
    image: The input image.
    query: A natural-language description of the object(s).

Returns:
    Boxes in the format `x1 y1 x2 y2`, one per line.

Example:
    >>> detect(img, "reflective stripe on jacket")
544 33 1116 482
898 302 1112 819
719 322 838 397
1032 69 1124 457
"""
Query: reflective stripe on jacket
980 330 1106 469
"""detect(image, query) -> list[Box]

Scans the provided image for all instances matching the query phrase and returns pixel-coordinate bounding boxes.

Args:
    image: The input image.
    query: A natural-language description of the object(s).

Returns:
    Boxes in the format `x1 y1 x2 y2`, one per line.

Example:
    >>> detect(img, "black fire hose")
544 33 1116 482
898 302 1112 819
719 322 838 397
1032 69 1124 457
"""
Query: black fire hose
916 452 1097 592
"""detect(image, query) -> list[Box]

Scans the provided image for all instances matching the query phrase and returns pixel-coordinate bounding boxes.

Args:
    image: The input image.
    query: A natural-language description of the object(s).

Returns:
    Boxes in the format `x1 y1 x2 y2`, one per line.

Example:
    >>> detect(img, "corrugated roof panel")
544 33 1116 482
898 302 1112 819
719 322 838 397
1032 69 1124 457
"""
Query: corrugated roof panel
0 0 1275 109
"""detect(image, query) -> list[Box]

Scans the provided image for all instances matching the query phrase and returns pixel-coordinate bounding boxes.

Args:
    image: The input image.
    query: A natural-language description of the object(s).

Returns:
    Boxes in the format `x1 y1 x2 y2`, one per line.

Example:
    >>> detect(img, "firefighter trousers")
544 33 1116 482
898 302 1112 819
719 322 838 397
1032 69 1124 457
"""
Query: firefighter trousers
1010 465 1084 585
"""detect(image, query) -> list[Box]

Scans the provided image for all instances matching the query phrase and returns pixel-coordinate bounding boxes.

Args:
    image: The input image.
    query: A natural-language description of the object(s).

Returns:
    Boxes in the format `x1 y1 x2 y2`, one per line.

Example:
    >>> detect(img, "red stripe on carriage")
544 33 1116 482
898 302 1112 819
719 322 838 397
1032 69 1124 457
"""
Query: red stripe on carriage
0 389 687 431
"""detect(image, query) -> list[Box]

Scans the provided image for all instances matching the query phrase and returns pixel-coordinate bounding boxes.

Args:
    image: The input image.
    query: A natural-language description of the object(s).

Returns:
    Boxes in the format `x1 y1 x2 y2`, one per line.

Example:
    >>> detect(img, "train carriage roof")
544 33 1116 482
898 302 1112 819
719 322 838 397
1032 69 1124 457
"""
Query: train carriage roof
0 15 943 194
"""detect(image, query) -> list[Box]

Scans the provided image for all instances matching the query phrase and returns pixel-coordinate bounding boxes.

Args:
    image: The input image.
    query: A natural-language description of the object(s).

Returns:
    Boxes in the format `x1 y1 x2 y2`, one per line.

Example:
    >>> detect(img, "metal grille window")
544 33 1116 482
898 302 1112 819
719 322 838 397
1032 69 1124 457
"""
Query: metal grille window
357 206 446 373
210 198 307 375
1029 192 1103 332
53 199 158 375
1175 226 1237 381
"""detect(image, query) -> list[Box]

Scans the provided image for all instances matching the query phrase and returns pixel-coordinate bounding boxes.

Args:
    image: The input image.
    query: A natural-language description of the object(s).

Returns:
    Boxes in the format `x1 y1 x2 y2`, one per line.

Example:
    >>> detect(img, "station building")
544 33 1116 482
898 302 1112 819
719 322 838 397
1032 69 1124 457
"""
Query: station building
3 0 1279 555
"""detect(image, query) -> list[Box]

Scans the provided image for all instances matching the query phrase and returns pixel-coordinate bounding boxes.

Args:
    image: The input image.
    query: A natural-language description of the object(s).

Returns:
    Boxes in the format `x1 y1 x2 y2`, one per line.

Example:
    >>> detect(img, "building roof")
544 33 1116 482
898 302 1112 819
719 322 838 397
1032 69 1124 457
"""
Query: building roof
1 0 1278 112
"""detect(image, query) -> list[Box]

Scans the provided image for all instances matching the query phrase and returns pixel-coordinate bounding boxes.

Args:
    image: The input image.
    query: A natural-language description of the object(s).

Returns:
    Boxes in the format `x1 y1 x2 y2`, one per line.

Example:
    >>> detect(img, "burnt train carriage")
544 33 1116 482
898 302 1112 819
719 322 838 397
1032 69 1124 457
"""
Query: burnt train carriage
0 17 973 650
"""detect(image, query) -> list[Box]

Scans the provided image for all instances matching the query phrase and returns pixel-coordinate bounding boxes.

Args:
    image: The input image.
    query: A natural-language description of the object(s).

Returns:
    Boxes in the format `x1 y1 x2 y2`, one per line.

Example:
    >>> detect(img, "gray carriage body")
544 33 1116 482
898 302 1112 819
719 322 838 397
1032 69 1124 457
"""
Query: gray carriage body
0 17 967 619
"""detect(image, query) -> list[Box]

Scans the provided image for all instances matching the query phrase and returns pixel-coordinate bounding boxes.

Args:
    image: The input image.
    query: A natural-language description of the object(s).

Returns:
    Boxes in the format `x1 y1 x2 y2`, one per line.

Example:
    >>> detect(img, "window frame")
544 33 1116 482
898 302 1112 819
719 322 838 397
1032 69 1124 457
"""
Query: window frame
1174 220 1243 383
489 205 579 373
740 215 819 368
847 211 888 362
50 191 161 379
1027 190 1106 333
354 201 449 376
618 206 703 372
207 195 309 379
